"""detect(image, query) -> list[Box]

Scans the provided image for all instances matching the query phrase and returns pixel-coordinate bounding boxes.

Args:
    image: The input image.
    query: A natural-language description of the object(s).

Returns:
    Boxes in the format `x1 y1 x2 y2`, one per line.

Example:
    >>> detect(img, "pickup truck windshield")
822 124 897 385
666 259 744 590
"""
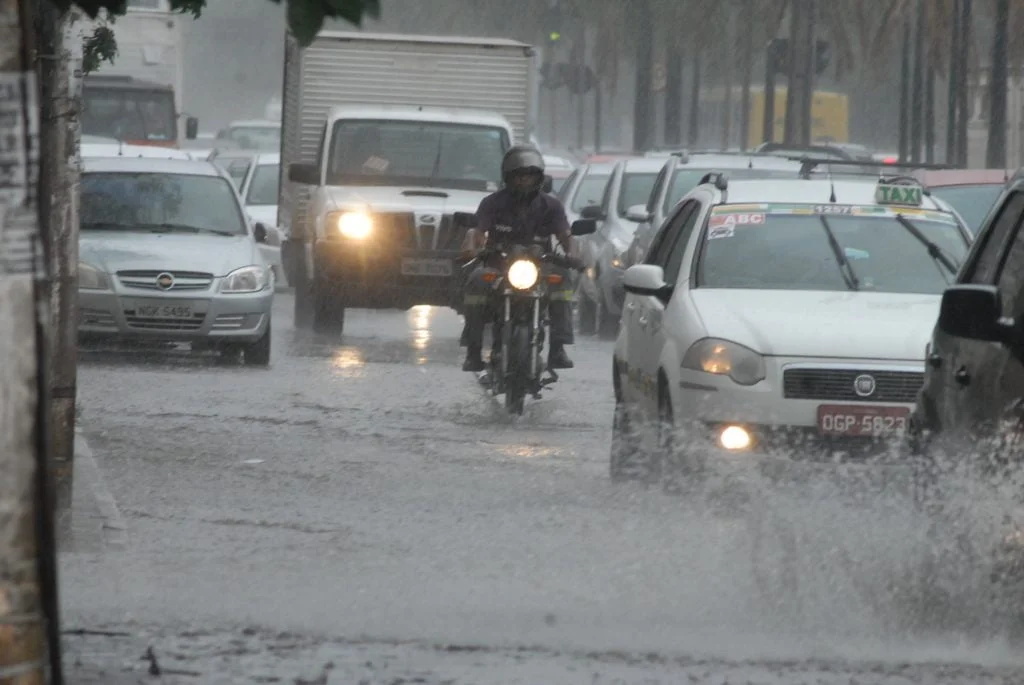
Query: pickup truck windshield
82 87 177 143
327 120 508 191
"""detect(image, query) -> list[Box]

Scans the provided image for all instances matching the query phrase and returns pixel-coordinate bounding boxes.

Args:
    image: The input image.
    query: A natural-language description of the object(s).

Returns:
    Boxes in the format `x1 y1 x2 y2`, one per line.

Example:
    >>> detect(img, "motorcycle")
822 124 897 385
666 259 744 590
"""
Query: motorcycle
454 213 596 415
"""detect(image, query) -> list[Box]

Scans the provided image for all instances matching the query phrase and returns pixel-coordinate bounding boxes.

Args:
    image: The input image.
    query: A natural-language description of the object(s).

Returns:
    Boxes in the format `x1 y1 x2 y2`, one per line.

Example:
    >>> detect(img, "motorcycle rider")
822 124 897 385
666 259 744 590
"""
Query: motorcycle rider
460 145 581 373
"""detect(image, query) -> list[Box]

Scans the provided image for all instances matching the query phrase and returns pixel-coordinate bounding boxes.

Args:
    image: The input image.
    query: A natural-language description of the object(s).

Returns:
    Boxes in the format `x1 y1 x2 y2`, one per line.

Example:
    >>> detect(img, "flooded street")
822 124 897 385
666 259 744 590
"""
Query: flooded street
60 293 1024 683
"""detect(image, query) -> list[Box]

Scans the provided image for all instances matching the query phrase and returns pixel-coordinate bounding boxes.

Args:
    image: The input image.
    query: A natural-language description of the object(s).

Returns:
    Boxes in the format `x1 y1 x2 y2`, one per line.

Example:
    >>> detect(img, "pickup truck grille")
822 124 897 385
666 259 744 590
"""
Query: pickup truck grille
783 368 923 403
370 212 465 252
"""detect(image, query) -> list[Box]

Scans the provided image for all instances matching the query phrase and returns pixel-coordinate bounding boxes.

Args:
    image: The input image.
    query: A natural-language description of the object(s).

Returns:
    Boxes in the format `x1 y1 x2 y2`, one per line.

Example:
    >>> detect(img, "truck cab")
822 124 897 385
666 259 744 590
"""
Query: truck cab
287 105 514 334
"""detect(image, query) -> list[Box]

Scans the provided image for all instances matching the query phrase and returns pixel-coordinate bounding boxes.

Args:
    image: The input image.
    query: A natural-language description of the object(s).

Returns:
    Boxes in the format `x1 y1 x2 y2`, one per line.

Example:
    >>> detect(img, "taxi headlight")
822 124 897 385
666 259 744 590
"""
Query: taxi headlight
221 265 269 293
336 211 372 239
507 259 540 290
681 337 766 386
78 262 110 290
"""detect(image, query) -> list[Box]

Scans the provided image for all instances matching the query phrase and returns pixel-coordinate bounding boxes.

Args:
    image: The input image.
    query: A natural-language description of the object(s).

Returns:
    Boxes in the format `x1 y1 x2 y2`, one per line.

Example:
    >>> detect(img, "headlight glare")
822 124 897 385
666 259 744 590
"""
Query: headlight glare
507 259 539 290
337 211 372 239
221 265 269 293
78 262 110 290
681 337 766 385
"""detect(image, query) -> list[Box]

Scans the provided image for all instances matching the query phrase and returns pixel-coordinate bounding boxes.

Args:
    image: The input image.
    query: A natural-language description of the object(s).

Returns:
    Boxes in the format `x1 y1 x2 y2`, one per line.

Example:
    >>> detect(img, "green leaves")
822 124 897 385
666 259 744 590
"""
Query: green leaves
81 24 117 74
57 0 379 44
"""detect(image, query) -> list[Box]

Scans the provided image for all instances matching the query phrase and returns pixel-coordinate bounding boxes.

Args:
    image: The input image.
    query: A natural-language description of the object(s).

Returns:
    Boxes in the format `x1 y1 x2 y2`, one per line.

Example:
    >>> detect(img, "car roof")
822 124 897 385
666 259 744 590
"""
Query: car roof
81 143 193 160
82 157 227 177
622 157 670 173
326 104 512 129
709 178 949 212
228 119 281 129
543 154 575 169
915 168 1012 187
583 162 616 175
677 153 802 171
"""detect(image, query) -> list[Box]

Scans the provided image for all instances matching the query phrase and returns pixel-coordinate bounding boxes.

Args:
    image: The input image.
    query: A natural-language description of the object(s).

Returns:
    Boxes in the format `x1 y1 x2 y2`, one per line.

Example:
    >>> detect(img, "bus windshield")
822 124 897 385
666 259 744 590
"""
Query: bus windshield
82 87 177 143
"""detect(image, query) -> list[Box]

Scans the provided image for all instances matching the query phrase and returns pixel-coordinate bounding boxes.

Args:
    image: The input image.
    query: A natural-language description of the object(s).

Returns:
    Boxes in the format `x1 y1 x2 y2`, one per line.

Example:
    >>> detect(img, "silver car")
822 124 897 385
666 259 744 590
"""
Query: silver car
78 157 275 365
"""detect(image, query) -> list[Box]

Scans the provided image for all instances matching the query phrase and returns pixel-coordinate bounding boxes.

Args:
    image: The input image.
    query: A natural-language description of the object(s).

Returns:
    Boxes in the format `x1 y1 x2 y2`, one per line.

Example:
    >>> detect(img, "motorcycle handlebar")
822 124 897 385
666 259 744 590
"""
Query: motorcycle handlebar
469 247 583 272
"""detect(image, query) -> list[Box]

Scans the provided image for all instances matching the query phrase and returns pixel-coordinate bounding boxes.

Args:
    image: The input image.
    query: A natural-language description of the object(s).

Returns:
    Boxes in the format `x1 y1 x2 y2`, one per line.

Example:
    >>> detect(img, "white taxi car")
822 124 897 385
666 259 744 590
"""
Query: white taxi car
610 170 973 490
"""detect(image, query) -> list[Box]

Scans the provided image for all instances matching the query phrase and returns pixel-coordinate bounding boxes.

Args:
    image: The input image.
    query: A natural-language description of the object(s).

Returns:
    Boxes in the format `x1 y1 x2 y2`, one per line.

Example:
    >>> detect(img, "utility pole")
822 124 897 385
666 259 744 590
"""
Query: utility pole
36 0 78 527
574 15 585 150
721 2 736 150
899 20 911 162
632 0 653 151
986 0 1009 168
687 48 701 147
946 0 960 165
738 1 753 151
0 0 48 682
783 0 813 145
925 64 935 163
910 0 925 162
664 46 682 147
762 39 778 144
956 0 972 167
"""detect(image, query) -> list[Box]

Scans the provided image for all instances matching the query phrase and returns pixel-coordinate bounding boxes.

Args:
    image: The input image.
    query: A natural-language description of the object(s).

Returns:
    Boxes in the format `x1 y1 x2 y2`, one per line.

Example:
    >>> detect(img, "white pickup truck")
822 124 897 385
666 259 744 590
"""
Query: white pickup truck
277 30 539 334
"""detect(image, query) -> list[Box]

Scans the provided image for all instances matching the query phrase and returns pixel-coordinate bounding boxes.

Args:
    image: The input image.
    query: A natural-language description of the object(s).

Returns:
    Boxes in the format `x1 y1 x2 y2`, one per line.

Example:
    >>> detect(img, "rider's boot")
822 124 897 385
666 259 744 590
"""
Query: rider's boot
548 344 574 369
463 345 486 372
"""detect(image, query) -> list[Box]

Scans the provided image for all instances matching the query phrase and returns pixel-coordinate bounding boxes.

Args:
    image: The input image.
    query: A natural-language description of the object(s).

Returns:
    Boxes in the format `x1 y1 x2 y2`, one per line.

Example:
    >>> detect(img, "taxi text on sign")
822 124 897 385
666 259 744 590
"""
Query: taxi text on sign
874 184 923 206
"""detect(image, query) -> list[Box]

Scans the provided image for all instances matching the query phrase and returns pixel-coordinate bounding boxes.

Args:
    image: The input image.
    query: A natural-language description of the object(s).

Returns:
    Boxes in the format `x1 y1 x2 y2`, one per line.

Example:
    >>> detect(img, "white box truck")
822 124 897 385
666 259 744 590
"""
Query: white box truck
277 30 539 333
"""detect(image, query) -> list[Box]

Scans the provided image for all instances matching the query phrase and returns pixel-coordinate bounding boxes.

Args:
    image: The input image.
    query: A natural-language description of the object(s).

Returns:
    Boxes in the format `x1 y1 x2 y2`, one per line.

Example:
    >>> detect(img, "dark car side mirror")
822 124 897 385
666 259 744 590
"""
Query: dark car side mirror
542 175 554 194
253 222 268 243
937 284 1012 343
288 163 319 185
452 211 478 229
185 116 199 140
579 204 604 221
570 218 597 236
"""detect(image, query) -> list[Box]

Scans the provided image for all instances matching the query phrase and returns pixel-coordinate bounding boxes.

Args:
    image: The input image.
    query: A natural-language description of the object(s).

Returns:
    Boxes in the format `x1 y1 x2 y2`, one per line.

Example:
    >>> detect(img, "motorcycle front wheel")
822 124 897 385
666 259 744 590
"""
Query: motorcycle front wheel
505 323 531 415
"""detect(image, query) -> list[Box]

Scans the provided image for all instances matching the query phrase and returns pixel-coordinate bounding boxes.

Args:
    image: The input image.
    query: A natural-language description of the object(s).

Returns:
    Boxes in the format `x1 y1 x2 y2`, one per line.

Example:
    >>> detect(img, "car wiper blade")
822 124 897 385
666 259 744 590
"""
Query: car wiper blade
817 214 860 291
894 213 960 277
143 223 235 236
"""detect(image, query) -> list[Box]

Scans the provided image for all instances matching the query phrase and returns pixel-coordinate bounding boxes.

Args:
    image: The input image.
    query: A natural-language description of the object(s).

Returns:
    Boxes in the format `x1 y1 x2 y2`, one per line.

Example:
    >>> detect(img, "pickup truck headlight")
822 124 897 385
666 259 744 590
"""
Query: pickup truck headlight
78 262 110 290
221 265 270 293
681 337 766 386
335 211 372 239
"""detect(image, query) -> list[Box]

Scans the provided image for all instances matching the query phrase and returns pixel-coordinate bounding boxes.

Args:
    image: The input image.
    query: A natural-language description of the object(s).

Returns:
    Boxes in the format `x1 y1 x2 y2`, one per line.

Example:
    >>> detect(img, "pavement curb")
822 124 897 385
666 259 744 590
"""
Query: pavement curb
74 428 128 545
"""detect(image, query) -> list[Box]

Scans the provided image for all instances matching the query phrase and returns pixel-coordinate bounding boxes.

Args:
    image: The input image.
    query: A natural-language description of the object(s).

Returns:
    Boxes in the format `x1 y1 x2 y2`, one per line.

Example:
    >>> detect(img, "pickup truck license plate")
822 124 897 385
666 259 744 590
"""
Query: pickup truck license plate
817 404 910 437
401 258 452 277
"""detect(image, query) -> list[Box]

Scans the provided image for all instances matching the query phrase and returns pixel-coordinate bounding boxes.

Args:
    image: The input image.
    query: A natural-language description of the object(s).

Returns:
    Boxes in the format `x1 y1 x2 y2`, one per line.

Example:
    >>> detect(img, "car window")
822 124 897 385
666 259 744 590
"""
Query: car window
81 172 249 235
931 184 1005 235
245 163 279 206
570 173 610 212
600 167 617 214
646 165 670 214
995 219 1024 317
695 205 968 294
967 191 1024 284
663 168 795 214
618 172 659 218
556 169 579 203
662 202 702 285
647 200 697 271
211 157 252 189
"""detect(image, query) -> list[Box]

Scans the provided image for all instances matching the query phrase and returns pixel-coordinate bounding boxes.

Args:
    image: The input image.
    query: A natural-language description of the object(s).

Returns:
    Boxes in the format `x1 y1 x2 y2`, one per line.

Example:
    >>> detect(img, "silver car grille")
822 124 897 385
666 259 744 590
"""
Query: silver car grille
783 368 923 403
123 313 205 331
117 270 214 291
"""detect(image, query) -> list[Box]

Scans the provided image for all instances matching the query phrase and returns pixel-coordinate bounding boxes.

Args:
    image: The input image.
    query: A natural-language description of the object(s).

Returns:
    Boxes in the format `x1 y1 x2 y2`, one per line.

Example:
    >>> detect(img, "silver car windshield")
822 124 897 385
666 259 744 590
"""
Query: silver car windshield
697 209 968 295
81 172 249 236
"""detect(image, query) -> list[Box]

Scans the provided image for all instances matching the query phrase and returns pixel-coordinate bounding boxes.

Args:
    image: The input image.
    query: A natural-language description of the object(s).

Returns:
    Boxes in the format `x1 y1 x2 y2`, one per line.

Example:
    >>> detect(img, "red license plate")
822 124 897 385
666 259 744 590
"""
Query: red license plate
817 404 910 437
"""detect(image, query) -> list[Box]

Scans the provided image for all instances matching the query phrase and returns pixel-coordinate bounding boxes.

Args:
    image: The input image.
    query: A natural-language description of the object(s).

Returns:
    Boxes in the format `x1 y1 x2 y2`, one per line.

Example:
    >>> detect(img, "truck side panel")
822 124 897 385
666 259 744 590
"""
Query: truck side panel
279 33 534 242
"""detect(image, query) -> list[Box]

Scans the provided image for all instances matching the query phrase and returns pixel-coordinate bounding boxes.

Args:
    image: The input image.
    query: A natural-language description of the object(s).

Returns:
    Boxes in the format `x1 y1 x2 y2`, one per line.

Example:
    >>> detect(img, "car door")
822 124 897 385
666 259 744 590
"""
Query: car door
929 190 1024 435
631 200 701 414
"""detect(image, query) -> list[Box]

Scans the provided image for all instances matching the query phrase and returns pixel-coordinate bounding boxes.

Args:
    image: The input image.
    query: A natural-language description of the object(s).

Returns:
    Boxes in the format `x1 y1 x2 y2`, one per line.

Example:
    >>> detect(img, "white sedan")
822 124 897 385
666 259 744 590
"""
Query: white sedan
610 174 973 491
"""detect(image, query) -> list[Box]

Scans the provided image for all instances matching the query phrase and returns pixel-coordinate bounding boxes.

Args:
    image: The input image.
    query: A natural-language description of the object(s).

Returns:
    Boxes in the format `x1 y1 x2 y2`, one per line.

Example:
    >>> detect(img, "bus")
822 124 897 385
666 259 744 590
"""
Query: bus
77 0 197 147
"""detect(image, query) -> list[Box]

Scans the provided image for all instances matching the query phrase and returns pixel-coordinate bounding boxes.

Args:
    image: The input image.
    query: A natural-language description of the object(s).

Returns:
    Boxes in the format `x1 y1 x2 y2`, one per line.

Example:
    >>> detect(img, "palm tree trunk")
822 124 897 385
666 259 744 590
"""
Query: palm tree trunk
986 0 1009 168
946 0 960 164
632 0 654 151
899 20 911 162
739 6 753 151
688 48 702 147
721 2 736 150
0 1 51 682
910 0 925 162
664 46 683 147
926 64 935 163
763 39 778 144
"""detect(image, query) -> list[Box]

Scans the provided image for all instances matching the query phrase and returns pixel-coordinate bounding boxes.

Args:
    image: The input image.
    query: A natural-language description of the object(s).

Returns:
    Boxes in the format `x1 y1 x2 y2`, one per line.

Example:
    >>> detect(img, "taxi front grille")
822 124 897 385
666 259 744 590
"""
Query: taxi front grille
783 368 923 403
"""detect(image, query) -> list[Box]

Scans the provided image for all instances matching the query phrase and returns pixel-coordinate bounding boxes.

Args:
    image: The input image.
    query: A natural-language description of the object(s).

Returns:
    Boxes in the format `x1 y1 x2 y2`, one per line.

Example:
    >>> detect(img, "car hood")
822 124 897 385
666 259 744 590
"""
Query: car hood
324 185 491 215
80 231 262 277
689 289 940 361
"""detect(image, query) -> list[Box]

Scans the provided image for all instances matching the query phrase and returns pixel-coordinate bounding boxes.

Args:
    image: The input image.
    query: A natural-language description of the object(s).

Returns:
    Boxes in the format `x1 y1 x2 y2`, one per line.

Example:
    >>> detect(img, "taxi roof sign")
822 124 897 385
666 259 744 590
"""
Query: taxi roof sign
875 182 923 206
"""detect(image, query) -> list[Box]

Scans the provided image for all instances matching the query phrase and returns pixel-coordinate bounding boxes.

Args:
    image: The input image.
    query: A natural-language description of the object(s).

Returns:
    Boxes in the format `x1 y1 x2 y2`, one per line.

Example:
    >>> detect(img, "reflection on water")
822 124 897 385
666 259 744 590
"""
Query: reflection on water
332 347 365 374
409 305 434 365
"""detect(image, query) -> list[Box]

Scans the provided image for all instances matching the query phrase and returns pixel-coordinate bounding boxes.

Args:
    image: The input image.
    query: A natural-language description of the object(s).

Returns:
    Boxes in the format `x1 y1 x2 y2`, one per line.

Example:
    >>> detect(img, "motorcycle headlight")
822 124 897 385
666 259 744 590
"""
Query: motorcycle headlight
221 265 270 293
681 337 766 386
78 262 110 290
335 211 372 240
507 259 539 290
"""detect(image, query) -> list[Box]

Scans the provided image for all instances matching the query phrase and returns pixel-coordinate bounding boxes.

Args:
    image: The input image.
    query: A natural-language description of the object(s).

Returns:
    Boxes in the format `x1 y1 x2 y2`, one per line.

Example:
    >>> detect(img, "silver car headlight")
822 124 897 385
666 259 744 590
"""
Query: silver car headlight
681 337 766 386
220 265 270 293
78 262 110 290
507 259 539 290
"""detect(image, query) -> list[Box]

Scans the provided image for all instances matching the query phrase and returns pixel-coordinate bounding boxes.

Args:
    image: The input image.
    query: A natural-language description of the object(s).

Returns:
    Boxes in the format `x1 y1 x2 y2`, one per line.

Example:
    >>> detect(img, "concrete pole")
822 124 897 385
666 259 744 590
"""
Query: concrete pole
783 0 813 145
0 0 48 682
910 0 925 162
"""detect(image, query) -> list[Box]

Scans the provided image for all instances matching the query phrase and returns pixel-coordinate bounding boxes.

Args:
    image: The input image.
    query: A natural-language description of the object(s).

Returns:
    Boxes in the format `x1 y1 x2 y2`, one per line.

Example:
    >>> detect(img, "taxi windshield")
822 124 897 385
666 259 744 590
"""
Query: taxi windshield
696 205 968 295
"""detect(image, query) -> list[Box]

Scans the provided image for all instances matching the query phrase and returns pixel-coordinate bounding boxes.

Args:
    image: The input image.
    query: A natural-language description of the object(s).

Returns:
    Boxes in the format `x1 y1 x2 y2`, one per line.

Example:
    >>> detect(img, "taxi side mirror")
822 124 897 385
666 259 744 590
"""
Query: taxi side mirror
623 264 670 297
626 204 652 223
937 285 1012 343
253 222 268 243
